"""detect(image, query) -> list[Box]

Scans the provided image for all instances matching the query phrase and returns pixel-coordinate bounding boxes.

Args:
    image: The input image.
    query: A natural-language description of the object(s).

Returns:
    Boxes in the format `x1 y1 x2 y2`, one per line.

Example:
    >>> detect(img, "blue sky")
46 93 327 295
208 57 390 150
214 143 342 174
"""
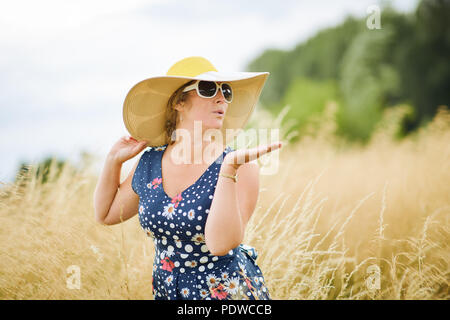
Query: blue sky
0 0 418 182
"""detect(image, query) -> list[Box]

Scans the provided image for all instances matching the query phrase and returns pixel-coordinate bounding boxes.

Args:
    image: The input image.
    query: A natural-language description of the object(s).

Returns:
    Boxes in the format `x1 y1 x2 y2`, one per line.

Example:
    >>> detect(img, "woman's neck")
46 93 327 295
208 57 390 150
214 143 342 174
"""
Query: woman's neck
168 135 225 165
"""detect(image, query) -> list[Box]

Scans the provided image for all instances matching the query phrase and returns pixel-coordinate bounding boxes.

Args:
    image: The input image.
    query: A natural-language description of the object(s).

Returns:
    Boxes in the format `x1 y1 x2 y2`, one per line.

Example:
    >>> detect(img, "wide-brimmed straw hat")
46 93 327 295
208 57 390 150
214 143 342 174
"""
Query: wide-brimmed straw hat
122 56 269 147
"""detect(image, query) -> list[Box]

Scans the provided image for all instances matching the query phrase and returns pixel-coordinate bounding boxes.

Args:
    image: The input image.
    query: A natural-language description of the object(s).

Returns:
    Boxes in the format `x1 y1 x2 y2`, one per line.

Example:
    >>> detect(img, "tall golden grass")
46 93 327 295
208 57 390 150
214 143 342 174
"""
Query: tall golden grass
0 104 448 299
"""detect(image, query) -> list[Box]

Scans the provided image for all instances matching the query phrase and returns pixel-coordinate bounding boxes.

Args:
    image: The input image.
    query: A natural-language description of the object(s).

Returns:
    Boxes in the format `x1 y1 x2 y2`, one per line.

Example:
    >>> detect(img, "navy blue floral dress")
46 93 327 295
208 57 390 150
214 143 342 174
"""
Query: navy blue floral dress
131 144 271 300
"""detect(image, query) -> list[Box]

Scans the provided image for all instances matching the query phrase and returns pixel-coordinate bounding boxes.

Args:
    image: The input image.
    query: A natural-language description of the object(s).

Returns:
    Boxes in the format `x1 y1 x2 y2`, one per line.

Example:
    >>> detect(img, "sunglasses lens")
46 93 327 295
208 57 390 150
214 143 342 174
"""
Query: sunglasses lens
221 83 233 102
198 81 217 97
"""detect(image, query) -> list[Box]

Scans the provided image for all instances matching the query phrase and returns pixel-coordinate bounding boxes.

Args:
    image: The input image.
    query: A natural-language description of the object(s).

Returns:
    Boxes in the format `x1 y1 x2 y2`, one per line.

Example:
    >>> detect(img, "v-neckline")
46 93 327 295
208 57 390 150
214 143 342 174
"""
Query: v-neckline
158 144 227 200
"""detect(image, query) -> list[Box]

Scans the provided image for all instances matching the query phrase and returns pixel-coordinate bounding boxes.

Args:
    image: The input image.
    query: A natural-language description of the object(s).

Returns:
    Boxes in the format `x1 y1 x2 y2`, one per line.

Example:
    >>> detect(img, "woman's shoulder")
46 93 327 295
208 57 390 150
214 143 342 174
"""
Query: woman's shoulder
225 144 235 153
151 144 168 152
141 144 168 156
136 144 167 164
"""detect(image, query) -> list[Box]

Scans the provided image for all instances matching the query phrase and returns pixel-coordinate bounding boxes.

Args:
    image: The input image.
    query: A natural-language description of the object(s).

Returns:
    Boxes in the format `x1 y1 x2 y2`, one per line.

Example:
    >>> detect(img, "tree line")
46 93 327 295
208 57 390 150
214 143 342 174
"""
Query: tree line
246 0 449 143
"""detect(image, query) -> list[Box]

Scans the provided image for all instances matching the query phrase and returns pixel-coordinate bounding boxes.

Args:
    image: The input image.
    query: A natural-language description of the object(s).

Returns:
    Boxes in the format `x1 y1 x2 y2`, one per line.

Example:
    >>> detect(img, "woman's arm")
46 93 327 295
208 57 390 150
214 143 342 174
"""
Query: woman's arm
93 154 123 224
93 136 148 225
205 160 260 256
93 155 141 225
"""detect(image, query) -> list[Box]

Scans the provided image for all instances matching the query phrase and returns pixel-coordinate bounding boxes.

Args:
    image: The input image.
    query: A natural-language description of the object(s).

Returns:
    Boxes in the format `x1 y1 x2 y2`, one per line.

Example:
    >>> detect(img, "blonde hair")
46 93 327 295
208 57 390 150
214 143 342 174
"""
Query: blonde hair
165 80 196 146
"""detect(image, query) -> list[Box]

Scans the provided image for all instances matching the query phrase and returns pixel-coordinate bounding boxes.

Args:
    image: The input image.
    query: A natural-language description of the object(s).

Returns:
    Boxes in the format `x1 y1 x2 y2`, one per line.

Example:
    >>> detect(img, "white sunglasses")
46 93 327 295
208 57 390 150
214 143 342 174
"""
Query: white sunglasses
182 80 233 103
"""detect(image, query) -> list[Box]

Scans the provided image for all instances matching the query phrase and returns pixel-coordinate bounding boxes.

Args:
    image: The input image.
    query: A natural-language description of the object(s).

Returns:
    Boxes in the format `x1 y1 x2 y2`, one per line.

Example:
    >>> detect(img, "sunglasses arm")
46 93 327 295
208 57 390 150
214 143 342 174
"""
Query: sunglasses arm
182 82 199 93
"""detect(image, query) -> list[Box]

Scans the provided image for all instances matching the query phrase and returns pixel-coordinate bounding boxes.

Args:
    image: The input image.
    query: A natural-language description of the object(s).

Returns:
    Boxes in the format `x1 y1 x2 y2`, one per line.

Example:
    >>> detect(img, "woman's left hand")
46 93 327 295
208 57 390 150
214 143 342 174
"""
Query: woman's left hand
222 141 283 172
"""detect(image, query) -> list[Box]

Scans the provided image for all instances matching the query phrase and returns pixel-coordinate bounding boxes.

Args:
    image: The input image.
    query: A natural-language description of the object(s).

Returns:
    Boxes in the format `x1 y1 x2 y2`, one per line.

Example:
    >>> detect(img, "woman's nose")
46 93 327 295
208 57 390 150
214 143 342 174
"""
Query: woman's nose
214 88 226 103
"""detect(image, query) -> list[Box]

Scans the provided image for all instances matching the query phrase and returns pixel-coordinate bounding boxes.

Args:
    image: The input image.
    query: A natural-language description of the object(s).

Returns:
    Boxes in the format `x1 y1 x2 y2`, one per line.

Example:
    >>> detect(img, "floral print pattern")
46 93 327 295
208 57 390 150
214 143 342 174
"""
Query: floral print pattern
132 144 271 300
148 177 162 189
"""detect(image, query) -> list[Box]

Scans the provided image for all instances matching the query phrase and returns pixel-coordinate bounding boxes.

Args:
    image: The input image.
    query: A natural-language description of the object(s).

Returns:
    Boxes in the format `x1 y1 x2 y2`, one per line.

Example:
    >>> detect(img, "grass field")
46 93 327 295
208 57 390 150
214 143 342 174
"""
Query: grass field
0 105 448 300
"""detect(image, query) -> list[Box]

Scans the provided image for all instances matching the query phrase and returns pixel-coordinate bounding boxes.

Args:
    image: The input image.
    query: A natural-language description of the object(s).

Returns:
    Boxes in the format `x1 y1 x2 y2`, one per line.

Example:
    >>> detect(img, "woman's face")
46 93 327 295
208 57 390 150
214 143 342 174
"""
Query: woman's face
180 82 229 131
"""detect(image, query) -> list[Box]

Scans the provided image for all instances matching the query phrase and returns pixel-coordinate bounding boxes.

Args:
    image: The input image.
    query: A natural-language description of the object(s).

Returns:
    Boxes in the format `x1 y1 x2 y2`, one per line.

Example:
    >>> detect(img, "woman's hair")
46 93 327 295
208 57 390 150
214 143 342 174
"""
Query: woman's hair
165 80 196 145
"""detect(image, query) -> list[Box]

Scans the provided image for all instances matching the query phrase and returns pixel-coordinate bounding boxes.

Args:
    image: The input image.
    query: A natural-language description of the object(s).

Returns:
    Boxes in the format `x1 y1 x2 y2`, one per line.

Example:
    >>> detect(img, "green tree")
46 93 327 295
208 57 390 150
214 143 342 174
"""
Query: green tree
246 0 449 142
397 0 450 128
247 49 291 108
247 17 361 109
15 157 68 185
338 25 400 142
275 78 340 138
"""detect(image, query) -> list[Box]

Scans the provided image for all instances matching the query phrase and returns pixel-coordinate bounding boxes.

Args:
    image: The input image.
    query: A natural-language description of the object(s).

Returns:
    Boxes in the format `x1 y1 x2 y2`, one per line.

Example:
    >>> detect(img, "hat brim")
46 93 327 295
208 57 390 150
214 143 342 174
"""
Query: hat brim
123 71 269 147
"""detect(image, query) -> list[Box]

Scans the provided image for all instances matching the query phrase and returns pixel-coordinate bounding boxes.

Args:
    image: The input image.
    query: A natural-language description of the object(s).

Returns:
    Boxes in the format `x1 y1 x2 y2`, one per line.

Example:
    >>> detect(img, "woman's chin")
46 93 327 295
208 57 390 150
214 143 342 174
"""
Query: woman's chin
204 121 223 131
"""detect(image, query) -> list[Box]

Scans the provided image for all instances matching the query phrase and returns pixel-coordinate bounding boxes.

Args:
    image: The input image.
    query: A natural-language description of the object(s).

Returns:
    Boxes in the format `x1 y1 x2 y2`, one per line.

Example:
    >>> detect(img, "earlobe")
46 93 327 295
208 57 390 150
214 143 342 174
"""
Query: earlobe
174 102 184 113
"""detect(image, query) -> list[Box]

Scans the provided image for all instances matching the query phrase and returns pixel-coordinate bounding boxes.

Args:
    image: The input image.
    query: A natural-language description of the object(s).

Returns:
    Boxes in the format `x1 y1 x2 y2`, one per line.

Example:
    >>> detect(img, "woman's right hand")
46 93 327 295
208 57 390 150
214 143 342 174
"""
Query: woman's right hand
108 136 148 164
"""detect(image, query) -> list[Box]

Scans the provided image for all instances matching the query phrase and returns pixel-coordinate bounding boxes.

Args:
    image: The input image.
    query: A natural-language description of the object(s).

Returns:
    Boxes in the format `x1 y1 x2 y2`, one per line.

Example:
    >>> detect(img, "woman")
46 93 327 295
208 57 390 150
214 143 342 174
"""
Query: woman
94 56 282 300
